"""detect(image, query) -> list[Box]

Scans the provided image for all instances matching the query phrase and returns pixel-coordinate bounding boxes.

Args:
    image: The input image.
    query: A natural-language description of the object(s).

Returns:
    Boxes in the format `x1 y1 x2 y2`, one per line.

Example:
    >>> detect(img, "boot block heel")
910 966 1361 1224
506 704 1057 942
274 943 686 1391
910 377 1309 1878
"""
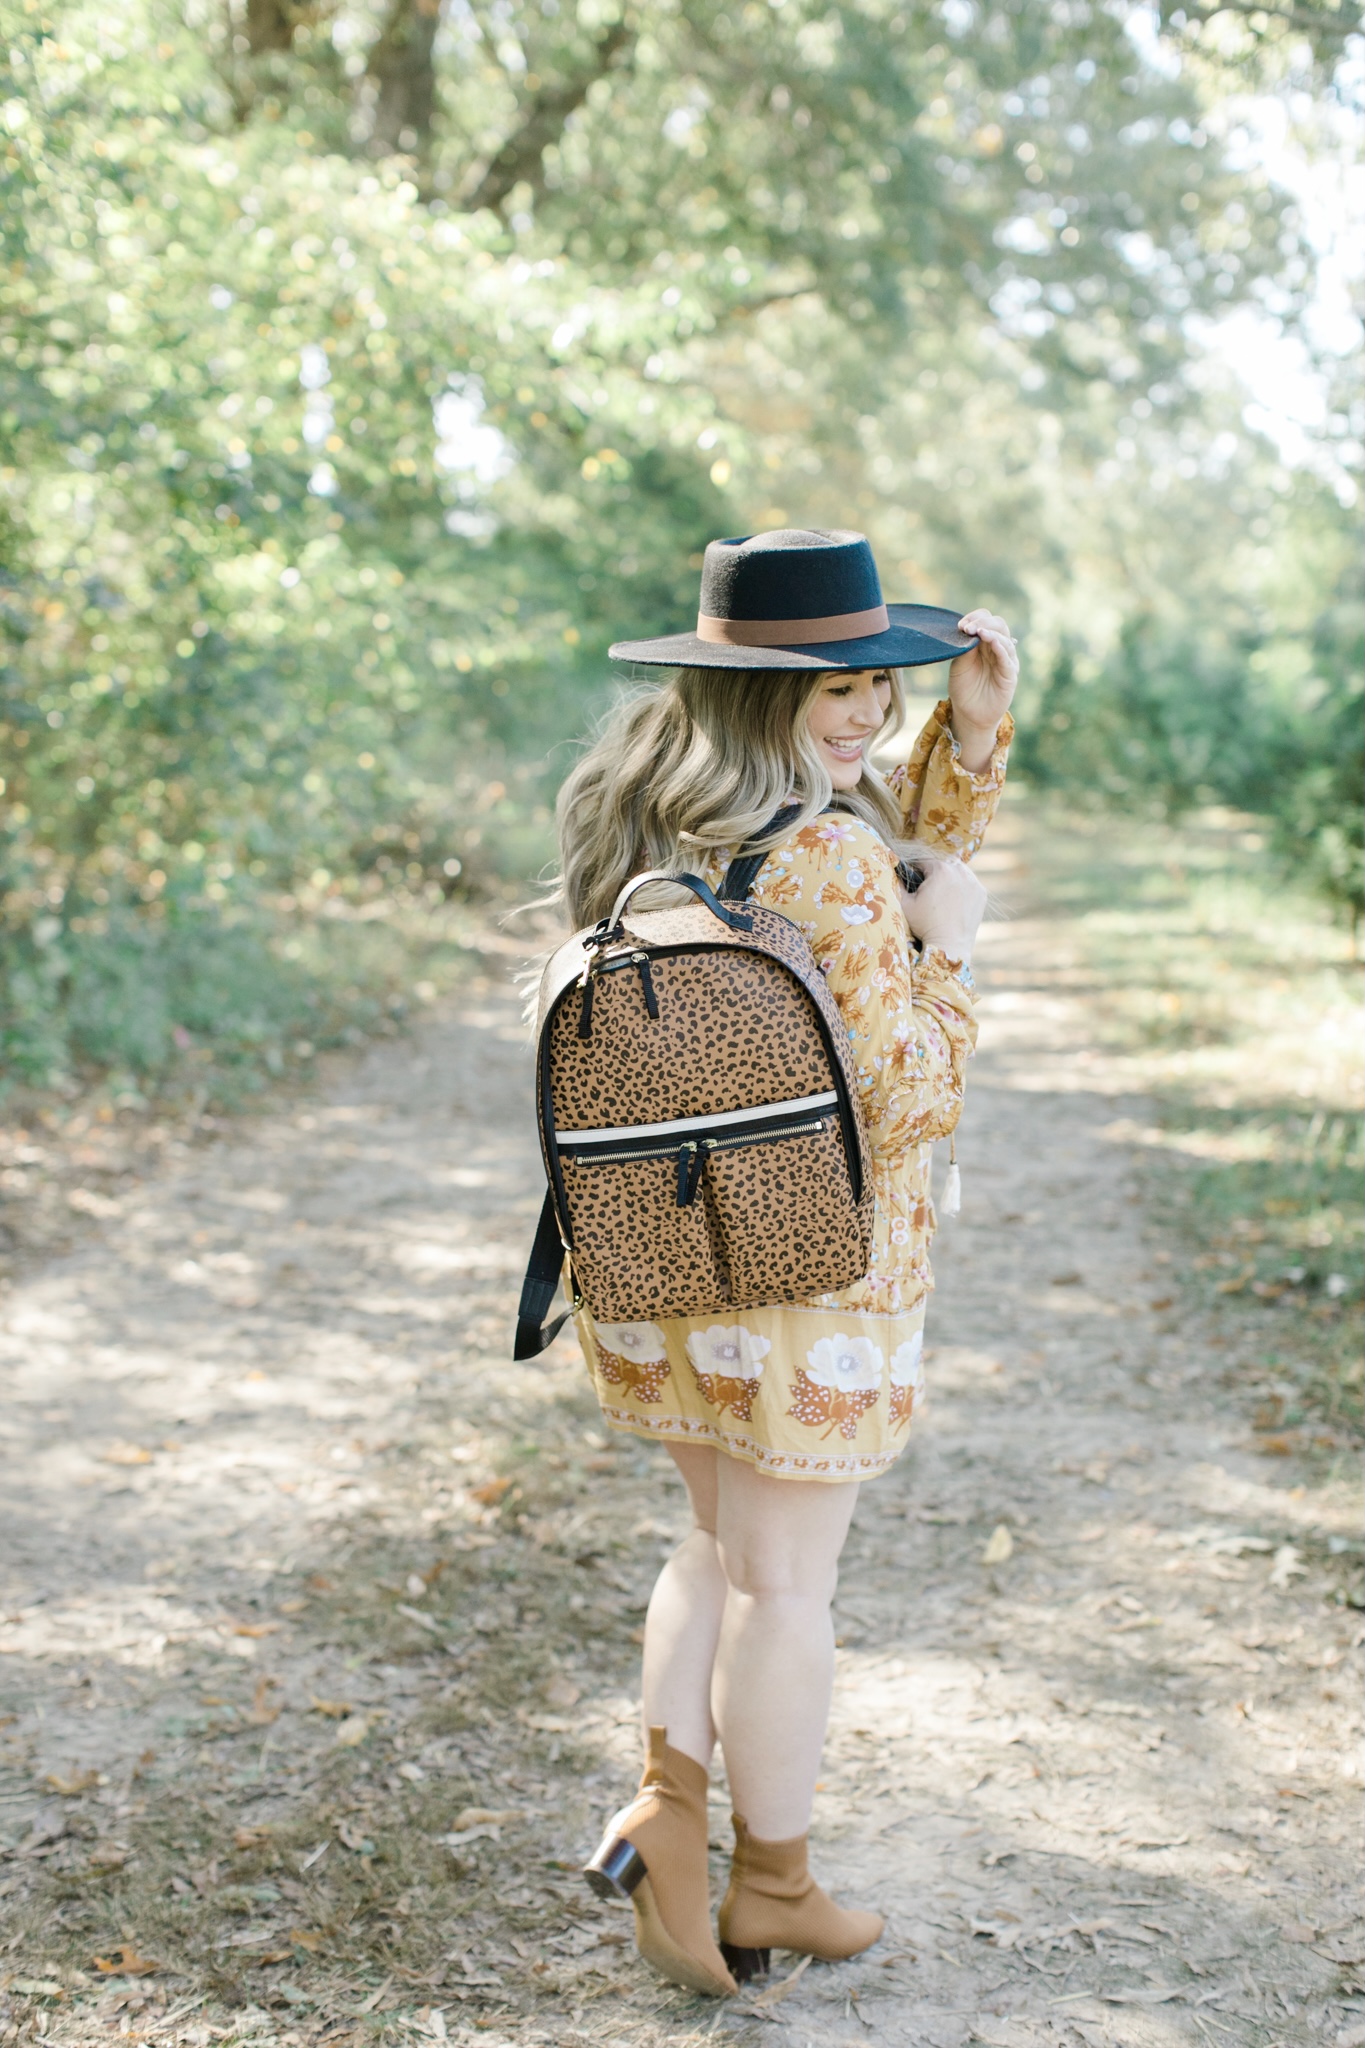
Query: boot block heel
583 1834 647 1901
720 1942 770 1983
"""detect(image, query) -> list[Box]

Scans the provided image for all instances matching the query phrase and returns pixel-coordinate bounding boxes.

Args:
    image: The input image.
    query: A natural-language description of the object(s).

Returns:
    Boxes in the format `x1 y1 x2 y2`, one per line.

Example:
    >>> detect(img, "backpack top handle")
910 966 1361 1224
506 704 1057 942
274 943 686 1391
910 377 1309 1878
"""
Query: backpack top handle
603 868 755 936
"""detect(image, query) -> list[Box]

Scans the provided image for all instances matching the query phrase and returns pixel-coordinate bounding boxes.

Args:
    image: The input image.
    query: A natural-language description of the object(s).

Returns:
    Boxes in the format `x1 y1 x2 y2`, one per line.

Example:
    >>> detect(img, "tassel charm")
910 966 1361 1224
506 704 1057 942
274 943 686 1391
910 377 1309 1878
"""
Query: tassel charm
940 1134 961 1219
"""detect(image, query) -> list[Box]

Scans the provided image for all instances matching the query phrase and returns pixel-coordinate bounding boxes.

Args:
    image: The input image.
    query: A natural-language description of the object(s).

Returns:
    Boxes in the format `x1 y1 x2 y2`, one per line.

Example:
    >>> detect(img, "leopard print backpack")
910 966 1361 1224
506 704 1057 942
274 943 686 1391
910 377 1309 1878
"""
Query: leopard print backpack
513 809 876 1359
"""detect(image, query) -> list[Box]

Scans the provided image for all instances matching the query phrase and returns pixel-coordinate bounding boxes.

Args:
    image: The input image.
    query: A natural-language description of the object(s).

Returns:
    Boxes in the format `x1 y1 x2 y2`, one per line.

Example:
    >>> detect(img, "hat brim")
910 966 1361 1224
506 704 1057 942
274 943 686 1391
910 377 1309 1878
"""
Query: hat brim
607 603 978 671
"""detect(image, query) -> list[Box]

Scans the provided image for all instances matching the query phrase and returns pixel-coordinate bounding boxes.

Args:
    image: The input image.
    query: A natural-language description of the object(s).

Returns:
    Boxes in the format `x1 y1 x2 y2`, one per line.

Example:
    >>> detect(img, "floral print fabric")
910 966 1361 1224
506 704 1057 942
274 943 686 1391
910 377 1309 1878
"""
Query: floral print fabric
576 699 1011 1482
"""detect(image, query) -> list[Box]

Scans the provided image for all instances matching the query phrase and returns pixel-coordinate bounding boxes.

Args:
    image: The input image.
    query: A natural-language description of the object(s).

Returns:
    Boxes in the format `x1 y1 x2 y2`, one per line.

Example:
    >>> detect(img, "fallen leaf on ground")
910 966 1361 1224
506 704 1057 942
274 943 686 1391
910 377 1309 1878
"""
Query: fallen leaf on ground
241 1678 281 1726
1100 1987 1185 2004
45 1769 100 1796
256 1950 294 1967
357 1976 393 2013
543 1675 581 1709
470 1476 513 1505
19 1810 67 1854
744 1954 812 2010
86 1844 128 1871
290 1929 325 1952
981 1524 1014 1566
396 1601 441 1632
309 1696 353 1717
10 1981 65 1999
306 1574 334 1592
278 1597 308 1614
1281 1924 1318 1943
336 1819 376 1852
450 1807 526 1830
333 1715 371 1747
93 1946 160 1976
234 1825 271 1849
100 1443 153 1466
1269 1544 1306 1588
231 1622 281 1639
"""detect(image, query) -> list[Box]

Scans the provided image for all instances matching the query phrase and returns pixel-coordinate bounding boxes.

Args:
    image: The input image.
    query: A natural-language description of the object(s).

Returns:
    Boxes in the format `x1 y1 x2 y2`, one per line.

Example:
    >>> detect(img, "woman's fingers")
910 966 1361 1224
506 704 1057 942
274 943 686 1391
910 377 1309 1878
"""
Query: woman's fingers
959 610 1016 651
900 855 987 956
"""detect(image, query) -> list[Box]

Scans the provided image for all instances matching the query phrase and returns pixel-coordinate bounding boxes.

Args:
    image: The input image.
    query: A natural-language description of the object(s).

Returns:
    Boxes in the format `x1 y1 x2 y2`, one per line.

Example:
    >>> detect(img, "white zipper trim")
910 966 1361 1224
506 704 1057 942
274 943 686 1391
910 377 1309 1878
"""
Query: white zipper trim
556 1089 838 1147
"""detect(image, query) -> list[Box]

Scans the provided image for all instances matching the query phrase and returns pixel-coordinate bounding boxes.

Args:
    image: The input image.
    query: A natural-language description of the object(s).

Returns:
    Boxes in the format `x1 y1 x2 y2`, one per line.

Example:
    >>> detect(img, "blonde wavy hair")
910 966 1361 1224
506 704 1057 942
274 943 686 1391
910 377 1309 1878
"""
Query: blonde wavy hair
556 666 909 929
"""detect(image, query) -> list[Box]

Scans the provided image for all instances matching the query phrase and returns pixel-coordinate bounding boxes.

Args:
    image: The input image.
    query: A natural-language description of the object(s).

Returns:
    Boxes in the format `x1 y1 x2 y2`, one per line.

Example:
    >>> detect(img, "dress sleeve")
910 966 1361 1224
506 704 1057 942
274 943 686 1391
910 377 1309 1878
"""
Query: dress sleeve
884 698 1013 861
754 816 976 1165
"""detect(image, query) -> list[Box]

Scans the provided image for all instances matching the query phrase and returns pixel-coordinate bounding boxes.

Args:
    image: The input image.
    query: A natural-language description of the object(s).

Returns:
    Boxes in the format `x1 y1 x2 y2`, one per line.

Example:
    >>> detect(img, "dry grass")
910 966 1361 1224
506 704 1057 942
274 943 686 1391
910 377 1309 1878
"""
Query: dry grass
1017 802 1363 1453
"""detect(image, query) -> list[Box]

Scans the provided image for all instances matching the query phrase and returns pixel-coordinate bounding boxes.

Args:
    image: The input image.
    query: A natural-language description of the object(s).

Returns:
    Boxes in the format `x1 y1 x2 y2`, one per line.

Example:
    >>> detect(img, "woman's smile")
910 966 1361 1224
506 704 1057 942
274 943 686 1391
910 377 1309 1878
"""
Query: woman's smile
823 735 866 760
807 670 892 790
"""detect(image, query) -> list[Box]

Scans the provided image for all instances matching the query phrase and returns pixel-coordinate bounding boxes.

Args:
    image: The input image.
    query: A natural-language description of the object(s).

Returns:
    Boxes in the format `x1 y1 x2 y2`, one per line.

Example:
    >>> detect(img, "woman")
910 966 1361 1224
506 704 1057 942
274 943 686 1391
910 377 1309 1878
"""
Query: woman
554 529 1017 1996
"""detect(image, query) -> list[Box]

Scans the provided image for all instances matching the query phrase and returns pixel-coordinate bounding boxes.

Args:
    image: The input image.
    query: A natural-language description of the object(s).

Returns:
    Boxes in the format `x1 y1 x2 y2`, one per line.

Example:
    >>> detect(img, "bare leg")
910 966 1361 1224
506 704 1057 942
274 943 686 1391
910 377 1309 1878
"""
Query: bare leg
640 1443 727 1768
711 1462 859 1841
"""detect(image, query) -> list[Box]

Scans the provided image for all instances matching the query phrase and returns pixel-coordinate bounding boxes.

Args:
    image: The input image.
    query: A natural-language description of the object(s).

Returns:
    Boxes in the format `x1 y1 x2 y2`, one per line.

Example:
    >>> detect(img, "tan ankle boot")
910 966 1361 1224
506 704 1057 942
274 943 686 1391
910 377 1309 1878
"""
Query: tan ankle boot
583 1727 736 1998
718 1813 884 1981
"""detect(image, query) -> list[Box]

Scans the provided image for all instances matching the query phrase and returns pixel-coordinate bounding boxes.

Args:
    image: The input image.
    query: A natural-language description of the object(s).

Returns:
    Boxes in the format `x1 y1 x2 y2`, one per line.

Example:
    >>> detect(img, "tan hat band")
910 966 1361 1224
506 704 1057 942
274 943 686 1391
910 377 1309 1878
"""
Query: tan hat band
695 603 890 647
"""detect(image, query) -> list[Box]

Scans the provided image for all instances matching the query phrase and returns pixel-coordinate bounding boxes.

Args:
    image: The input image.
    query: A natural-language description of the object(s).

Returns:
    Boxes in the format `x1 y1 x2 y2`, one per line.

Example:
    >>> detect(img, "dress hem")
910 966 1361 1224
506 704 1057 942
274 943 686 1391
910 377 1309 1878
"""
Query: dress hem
595 1402 906 1483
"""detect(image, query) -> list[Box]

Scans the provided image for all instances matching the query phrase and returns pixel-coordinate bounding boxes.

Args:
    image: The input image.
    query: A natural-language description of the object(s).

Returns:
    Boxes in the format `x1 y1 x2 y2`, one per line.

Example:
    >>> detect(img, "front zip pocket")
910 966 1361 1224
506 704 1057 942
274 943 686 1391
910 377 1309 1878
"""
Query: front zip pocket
557 1149 730 1322
556 1089 840 1204
553 1089 864 1321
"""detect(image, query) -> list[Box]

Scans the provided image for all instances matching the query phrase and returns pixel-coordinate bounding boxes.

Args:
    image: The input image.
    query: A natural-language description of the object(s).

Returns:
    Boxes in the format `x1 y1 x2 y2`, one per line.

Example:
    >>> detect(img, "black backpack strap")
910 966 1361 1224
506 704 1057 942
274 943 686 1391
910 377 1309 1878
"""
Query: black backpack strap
719 803 805 903
513 1188 579 1360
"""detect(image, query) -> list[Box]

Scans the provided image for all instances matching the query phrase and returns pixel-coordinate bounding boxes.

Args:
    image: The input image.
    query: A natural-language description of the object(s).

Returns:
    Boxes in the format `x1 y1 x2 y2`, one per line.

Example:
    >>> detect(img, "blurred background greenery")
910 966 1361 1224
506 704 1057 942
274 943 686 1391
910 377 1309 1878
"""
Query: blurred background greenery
1 0 1361 1104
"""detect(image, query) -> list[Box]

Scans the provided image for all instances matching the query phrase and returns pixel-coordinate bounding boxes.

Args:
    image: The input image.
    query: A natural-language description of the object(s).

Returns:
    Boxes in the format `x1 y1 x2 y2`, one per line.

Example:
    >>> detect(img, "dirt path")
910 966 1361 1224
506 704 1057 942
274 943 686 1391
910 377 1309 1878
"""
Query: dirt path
1 804 1360 2048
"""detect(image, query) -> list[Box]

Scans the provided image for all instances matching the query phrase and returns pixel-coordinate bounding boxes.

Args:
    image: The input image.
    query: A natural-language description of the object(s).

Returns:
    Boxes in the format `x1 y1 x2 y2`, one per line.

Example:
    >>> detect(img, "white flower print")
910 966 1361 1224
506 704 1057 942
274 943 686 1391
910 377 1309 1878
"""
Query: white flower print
840 903 874 925
685 1326 770 1380
890 1332 923 1390
595 1321 668 1363
804 1334 884 1393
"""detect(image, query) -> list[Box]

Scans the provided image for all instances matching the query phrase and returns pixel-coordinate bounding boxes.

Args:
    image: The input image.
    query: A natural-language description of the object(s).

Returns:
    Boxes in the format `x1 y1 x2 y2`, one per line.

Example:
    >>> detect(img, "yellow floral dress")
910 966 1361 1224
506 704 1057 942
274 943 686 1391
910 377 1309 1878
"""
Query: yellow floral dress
575 700 1013 1483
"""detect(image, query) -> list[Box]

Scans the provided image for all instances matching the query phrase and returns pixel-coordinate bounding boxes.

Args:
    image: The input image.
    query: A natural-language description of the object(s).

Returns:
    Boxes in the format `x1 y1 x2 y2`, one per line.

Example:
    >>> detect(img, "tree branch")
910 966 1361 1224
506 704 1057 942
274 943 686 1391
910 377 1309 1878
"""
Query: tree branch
366 0 443 156
1163 1 1362 43
461 19 635 214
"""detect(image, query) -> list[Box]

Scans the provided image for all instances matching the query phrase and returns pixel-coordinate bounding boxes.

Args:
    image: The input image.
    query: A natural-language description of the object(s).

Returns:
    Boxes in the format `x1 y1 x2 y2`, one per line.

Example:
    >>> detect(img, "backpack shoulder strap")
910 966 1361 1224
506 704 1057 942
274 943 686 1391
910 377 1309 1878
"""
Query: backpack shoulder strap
718 803 805 903
513 1188 579 1360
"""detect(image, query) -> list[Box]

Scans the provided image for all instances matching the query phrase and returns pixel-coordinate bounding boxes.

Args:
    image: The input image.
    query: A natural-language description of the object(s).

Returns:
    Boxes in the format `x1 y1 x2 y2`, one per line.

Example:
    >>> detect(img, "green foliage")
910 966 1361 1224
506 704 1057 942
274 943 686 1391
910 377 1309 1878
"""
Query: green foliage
1181 1108 1364 1438
0 0 1357 1094
1014 505 1365 920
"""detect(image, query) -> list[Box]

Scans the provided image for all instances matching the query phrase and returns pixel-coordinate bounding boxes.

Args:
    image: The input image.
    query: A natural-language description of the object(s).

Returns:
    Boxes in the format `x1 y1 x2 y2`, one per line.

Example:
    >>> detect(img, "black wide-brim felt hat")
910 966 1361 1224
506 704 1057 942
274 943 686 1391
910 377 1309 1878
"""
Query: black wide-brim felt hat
609 527 979 671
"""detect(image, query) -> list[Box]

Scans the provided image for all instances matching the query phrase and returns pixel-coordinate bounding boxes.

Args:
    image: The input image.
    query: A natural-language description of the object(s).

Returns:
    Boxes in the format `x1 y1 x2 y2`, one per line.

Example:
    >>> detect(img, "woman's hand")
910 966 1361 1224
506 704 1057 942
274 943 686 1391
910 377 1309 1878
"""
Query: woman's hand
898 857 987 967
949 609 1018 774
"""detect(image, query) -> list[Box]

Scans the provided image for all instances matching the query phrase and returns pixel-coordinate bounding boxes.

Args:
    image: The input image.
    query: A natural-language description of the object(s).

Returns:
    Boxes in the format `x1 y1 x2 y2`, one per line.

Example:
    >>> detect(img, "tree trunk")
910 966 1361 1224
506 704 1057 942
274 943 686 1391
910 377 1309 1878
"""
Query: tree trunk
365 0 443 155
463 20 634 213
246 0 296 55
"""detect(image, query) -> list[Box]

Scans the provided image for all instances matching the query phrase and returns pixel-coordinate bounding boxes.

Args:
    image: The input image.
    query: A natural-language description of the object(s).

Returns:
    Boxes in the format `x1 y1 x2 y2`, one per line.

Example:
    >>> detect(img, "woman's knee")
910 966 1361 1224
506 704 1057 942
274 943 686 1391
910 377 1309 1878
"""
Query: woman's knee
718 1536 840 1607
713 1464 856 1603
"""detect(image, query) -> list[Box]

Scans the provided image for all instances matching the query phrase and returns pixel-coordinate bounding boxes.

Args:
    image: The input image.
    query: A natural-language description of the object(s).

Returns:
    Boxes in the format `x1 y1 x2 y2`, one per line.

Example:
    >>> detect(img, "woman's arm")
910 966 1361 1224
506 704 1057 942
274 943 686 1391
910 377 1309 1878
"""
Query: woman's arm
758 819 983 1163
887 608 1018 859
947 609 1019 771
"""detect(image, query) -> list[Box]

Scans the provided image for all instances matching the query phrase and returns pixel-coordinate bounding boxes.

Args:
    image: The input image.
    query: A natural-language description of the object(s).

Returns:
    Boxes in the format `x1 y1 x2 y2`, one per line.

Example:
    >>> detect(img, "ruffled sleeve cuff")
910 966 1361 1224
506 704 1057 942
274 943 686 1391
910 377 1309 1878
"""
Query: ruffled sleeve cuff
913 943 978 1029
894 700 1013 859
